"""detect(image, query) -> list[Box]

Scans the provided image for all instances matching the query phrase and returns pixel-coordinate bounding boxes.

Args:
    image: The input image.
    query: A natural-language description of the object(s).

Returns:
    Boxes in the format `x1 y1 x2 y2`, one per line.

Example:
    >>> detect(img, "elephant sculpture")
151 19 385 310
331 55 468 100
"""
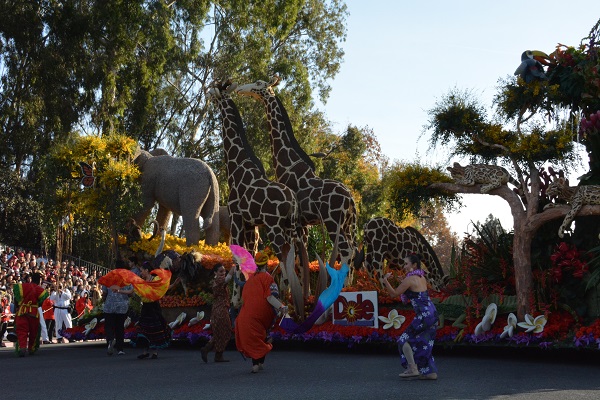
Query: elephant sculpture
133 149 220 246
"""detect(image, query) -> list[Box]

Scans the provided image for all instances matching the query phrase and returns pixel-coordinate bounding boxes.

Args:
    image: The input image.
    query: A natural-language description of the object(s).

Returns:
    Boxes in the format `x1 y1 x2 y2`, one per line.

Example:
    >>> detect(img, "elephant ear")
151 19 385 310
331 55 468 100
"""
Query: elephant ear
150 148 170 157
133 148 152 167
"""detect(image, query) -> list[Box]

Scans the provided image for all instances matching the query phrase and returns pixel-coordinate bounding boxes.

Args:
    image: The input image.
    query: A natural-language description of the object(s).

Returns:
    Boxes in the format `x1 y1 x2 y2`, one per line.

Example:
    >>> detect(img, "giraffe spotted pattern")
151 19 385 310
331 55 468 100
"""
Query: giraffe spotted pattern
236 78 357 271
361 217 447 291
209 80 301 307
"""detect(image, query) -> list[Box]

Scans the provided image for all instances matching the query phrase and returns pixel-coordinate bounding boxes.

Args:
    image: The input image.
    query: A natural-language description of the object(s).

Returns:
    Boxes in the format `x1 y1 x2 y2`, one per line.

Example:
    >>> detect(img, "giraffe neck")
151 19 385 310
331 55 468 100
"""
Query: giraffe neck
260 92 316 183
216 96 265 179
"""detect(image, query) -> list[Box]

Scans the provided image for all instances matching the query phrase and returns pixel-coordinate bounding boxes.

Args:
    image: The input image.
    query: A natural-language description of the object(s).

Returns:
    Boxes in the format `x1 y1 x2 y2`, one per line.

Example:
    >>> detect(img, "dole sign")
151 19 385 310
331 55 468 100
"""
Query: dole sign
333 291 379 328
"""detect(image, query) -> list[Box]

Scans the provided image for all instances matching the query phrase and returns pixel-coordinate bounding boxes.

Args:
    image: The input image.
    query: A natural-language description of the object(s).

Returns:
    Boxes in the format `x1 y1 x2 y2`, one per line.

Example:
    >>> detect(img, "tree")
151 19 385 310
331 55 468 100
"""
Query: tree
0 168 42 248
0 0 348 253
317 125 388 228
38 134 141 266
398 25 600 319
417 208 460 273
380 161 458 273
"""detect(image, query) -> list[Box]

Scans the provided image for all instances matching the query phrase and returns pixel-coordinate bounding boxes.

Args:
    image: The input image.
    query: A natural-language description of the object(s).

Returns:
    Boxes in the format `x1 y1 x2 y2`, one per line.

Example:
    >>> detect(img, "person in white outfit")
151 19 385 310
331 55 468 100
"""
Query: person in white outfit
49 283 72 343
38 306 49 343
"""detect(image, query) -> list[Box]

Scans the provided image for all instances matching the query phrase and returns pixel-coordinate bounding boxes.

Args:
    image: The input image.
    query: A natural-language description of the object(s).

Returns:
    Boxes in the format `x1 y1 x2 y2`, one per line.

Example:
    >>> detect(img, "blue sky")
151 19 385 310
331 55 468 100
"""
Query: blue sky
321 1 599 234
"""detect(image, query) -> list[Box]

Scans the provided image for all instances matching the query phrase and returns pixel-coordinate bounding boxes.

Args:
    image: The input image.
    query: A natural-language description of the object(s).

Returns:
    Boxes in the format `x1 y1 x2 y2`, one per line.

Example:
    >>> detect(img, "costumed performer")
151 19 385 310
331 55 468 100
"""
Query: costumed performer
234 252 286 373
382 253 438 380
98 262 172 359
102 281 133 356
49 282 73 343
134 262 171 359
201 263 235 363
13 272 49 356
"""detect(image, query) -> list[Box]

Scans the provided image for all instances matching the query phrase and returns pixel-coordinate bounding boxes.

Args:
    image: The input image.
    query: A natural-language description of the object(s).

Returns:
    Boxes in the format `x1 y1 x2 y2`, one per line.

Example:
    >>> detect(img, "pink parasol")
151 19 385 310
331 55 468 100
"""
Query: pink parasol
229 244 257 280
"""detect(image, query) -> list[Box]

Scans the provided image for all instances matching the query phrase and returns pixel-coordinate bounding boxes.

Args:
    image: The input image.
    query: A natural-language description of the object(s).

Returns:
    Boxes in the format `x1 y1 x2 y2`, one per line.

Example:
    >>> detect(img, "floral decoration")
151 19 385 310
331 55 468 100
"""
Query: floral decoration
83 318 97 336
474 303 497 336
517 314 547 333
378 309 406 329
188 311 205 326
168 312 186 329
499 313 517 339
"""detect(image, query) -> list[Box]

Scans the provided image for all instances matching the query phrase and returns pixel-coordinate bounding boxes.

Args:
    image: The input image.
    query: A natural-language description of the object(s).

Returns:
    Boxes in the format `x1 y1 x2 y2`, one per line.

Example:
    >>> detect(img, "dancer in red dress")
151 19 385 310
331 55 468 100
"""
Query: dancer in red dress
13 272 49 356
234 252 286 373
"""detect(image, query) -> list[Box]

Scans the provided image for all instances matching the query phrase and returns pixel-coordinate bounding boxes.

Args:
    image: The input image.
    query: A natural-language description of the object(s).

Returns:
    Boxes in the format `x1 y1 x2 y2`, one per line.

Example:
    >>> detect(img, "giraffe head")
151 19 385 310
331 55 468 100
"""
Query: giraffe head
207 79 238 101
236 76 280 100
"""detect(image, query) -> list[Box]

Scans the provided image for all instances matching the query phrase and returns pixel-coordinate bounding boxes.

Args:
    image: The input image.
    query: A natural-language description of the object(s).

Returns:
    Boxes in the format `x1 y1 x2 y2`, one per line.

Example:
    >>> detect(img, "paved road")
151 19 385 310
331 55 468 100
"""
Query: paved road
2 341 600 400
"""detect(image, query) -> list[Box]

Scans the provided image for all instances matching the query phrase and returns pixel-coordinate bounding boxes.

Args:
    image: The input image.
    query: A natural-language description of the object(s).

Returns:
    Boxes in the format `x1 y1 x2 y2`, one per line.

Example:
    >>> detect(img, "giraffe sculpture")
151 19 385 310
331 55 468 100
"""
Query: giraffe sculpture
208 80 302 309
358 217 447 291
236 77 358 273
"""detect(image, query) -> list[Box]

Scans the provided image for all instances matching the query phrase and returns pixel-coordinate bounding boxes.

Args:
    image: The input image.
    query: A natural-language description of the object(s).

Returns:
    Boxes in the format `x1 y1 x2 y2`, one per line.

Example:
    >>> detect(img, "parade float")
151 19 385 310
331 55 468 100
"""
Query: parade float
62 24 600 353
62 231 600 352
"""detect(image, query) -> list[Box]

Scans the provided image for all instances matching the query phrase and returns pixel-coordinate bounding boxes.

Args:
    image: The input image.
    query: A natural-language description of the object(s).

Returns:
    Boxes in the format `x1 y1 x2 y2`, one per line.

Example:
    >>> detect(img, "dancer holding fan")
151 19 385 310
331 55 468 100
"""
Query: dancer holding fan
233 249 286 373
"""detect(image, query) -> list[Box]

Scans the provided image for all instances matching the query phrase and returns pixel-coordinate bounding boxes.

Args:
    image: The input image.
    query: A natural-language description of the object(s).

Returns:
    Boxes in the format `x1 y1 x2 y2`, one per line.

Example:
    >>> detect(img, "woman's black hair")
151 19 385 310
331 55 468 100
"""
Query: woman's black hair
212 263 224 275
406 253 422 269
141 261 152 271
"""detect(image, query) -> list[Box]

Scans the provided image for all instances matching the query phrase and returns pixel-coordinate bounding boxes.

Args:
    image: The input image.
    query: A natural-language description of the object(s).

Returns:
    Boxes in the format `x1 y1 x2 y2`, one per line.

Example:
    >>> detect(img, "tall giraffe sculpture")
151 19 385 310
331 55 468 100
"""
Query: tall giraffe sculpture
208 80 302 309
236 77 358 274
358 217 448 291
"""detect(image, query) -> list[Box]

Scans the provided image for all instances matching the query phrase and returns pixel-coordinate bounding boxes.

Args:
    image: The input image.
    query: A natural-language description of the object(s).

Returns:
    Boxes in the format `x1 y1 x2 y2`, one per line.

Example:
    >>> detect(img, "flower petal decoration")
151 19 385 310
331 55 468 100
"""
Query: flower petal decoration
168 312 186 329
499 313 517 339
188 311 205 326
517 313 547 333
474 320 486 336
124 316 131 329
473 303 498 336
482 303 497 331
378 309 406 330
532 315 547 334
203 323 211 330
83 318 97 336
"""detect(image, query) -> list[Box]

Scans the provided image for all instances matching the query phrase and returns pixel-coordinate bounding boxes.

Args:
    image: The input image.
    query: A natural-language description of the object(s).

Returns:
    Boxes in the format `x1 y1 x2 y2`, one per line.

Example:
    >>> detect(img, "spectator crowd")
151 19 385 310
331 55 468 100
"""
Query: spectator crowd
1 246 105 346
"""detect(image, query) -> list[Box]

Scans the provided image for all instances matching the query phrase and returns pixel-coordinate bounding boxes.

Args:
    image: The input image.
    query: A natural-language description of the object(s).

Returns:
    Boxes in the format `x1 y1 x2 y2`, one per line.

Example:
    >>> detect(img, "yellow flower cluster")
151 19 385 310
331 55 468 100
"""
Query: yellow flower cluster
129 233 233 259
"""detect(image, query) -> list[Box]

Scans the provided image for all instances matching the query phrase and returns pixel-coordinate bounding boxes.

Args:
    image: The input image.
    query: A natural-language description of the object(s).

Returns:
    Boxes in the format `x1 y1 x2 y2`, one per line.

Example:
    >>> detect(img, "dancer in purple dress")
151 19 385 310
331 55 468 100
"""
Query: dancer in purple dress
383 253 438 380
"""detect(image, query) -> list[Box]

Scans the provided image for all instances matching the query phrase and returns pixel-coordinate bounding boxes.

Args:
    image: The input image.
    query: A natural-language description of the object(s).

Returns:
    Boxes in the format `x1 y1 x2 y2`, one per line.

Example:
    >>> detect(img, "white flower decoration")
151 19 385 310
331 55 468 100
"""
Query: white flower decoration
168 312 186 329
124 316 131 329
378 309 406 329
482 303 497 331
499 313 517 339
83 318 97 336
517 313 547 333
188 311 205 326
474 303 497 336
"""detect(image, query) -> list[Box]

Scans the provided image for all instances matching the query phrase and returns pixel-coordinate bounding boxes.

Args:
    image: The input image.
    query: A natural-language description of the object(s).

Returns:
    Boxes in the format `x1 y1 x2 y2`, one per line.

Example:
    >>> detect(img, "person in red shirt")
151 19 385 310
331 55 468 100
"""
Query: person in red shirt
75 290 93 318
41 296 55 344
13 272 49 356
1 288 11 347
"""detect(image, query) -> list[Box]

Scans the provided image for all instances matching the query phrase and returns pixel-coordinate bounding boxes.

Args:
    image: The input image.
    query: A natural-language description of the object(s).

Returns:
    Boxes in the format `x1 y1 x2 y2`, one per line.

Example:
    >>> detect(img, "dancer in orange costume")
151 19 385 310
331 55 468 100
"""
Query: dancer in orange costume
234 252 286 373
